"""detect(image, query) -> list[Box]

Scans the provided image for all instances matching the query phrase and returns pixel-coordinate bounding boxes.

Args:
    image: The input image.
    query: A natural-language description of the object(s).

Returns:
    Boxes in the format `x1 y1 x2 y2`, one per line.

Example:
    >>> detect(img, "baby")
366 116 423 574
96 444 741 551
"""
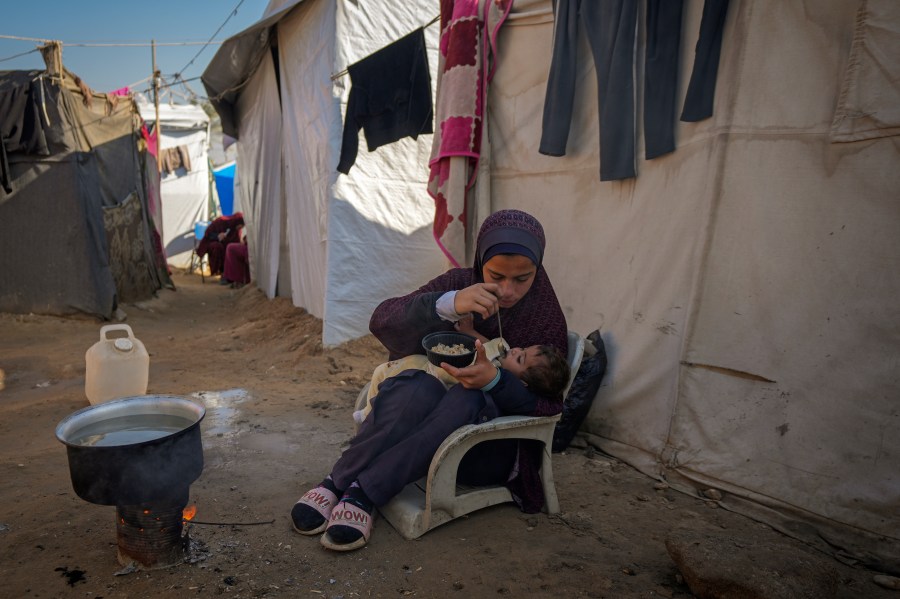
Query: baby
353 337 570 424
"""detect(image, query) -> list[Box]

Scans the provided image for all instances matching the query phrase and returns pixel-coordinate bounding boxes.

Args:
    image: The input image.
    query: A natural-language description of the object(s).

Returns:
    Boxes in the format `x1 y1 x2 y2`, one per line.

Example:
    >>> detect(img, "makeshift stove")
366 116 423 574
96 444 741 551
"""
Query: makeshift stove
55 395 206 570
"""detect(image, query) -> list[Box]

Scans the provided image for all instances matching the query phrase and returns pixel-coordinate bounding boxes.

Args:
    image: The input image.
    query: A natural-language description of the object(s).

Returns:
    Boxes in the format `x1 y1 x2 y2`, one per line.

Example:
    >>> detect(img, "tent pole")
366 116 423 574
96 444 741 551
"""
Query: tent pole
152 39 161 175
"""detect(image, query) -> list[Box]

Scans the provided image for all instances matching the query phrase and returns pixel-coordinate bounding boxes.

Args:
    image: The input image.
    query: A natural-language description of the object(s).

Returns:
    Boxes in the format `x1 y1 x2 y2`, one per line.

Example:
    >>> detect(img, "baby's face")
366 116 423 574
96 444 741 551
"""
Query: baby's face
499 345 545 378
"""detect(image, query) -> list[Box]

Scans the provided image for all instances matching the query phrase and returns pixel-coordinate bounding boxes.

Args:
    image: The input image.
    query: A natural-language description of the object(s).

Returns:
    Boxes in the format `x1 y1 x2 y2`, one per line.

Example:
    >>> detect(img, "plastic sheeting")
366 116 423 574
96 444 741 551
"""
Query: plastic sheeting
204 0 446 345
487 0 899 571
0 71 162 317
235 49 284 300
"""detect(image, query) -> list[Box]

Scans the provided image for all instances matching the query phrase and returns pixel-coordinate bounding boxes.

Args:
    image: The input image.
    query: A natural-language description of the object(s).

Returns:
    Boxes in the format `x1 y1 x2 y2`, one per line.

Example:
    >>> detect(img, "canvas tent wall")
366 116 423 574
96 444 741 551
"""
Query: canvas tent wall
137 100 213 269
0 65 165 318
475 0 898 572
203 0 446 346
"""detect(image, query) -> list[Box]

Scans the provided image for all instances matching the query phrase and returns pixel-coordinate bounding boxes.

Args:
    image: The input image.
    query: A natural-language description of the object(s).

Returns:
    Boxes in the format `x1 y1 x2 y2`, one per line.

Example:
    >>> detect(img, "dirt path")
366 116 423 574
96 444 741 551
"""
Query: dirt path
0 272 892 598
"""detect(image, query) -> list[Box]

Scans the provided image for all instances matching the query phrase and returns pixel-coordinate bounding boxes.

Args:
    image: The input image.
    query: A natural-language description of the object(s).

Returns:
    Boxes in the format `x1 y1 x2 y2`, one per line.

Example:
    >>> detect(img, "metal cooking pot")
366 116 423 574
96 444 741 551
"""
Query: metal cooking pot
55 395 205 506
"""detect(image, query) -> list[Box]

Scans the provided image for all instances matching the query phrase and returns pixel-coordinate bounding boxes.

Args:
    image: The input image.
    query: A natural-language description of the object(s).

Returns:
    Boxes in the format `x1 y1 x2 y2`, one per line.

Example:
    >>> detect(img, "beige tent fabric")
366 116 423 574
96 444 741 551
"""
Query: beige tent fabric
487 0 899 570
831 0 900 142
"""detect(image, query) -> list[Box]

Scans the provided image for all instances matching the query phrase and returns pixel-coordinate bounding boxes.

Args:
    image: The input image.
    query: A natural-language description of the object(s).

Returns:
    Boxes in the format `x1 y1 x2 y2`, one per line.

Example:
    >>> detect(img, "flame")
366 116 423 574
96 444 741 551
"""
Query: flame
183 504 197 521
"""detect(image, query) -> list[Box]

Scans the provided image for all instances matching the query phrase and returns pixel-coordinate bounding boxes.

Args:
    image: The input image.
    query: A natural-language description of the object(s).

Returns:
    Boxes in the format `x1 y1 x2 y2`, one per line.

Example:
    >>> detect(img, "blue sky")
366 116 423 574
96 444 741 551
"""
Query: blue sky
1 0 270 96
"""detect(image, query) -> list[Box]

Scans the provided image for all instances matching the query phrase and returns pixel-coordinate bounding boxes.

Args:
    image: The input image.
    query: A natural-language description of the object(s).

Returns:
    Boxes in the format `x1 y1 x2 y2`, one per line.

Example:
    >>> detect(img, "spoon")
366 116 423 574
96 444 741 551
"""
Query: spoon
495 307 507 358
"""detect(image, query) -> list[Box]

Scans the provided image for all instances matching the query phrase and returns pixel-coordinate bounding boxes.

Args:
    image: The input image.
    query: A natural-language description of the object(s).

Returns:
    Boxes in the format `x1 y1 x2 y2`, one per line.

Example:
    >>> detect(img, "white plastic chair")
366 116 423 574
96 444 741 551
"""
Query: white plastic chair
354 331 585 540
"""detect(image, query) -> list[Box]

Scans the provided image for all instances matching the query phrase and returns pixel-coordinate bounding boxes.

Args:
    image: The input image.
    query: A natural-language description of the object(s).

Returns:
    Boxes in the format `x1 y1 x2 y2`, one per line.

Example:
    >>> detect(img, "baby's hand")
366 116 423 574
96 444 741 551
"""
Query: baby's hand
455 314 476 335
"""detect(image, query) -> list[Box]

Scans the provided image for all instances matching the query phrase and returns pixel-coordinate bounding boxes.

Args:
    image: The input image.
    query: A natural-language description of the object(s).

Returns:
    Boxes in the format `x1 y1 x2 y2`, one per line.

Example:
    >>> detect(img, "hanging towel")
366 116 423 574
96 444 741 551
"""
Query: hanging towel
427 0 512 266
337 28 434 175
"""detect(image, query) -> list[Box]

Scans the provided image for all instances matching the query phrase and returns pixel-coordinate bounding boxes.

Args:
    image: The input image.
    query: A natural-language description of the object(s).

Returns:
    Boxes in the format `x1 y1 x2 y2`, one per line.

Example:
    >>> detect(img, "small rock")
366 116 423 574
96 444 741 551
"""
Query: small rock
654 481 670 490
874 575 900 590
453 581 464 590
636 494 651 502
702 488 723 501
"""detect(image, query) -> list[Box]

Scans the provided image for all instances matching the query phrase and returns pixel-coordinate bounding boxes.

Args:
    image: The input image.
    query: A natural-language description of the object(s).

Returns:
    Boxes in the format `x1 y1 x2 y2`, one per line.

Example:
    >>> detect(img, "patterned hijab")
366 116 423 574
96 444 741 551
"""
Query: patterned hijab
469 210 567 359
475 209 545 275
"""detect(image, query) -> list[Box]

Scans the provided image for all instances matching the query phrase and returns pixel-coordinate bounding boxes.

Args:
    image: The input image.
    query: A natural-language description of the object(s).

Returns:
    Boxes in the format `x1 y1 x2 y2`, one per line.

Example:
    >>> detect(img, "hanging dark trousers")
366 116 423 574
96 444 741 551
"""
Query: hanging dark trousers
539 0 638 182
681 0 731 122
644 0 684 159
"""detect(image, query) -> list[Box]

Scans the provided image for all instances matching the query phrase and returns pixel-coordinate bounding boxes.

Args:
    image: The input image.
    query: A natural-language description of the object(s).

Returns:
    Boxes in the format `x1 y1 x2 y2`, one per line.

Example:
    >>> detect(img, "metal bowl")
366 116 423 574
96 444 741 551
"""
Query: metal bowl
55 395 205 506
422 332 477 369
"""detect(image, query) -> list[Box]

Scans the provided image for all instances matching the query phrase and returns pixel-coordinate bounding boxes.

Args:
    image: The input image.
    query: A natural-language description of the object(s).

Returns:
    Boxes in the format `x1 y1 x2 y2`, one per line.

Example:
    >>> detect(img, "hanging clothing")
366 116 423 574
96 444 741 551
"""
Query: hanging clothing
160 145 192 174
427 0 513 266
539 0 639 181
0 72 52 193
337 28 433 175
680 0 731 122
539 1 730 175
644 0 684 159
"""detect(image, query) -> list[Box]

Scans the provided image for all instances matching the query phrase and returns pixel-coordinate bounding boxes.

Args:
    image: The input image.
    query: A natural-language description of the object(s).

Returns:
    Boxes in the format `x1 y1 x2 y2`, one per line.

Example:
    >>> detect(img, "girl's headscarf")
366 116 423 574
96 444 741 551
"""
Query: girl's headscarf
474 209 545 276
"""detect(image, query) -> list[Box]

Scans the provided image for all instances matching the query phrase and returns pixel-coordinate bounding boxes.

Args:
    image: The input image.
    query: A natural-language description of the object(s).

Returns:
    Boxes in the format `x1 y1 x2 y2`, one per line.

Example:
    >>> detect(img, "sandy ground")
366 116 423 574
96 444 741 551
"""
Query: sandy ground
0 272 894 598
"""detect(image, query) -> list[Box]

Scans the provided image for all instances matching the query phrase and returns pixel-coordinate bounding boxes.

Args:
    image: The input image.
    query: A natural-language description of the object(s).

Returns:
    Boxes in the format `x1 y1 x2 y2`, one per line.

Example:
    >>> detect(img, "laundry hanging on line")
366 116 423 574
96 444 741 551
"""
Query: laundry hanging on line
539 0 731 182
337 28 434 175
160 145 192 175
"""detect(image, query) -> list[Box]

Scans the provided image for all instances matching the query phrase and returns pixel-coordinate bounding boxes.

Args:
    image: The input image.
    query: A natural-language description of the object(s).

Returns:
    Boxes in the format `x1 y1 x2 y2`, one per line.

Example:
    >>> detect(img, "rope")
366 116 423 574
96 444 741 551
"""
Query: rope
0 47 40 63
329 14 441 81
174 0 247 79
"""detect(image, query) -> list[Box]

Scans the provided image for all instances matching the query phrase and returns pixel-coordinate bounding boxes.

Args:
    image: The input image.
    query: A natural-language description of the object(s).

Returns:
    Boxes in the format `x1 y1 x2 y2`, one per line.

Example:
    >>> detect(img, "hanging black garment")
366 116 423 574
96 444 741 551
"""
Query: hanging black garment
337 28 434 175
681 0 731 122
644 0 684 159
0 71 52 193
539 0 639 182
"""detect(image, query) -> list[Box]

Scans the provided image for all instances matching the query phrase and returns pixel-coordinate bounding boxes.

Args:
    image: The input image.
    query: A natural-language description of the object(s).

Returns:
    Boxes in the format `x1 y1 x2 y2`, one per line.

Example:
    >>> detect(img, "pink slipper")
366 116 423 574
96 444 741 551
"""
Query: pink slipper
291 486 338 535
320 500 374 551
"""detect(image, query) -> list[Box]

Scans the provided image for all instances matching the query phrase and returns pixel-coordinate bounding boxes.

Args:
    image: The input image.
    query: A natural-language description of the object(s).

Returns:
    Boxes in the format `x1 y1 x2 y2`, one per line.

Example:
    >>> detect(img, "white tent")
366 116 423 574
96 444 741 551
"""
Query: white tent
202 0 446 346
483 0 898 572
137 100 213 269
204 0 899 572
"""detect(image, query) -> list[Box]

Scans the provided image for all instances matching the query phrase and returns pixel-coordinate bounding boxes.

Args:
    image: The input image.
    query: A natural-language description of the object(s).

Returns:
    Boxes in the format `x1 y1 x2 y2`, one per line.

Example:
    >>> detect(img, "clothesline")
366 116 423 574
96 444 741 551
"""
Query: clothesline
330 14 440 81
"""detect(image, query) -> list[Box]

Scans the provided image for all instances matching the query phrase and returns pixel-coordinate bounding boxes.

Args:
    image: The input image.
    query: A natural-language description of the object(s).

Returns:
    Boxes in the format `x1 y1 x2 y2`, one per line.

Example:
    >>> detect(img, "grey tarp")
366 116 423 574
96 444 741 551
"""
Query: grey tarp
0 69 163 317
201 3 303 139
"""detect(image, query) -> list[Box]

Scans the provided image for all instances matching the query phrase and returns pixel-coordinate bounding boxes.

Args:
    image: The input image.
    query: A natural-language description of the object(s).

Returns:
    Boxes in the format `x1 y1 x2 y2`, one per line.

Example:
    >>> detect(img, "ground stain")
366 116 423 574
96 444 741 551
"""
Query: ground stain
193 389 249 437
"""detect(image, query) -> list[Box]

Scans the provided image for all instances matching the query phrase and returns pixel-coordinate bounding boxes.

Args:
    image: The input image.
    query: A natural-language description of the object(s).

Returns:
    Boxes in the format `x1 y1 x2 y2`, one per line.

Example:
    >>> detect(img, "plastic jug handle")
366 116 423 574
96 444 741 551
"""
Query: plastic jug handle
100 324 136 341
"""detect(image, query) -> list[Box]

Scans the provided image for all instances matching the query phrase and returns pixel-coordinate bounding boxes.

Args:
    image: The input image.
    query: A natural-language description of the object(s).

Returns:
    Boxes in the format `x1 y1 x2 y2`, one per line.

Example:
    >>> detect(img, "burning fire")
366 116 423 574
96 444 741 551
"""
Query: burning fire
182 505 197 522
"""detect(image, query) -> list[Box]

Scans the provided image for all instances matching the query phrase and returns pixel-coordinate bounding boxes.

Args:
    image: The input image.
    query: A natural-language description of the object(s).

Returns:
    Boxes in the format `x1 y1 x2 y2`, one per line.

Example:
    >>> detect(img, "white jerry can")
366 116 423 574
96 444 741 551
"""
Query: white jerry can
84 324 150 405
